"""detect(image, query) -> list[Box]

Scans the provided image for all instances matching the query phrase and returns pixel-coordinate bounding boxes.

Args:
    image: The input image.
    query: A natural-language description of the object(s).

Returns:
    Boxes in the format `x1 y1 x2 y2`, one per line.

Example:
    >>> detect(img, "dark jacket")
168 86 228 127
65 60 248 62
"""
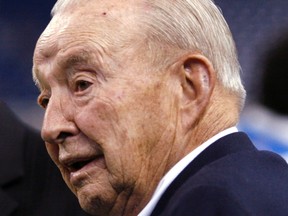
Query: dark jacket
0 101 88 216
151 132 288 216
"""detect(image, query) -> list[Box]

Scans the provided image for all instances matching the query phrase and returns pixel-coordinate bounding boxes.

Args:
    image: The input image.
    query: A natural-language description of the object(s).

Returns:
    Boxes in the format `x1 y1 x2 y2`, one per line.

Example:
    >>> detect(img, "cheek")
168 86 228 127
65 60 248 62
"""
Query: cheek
75 99 121 153
76 98 121 143
75 99 141 183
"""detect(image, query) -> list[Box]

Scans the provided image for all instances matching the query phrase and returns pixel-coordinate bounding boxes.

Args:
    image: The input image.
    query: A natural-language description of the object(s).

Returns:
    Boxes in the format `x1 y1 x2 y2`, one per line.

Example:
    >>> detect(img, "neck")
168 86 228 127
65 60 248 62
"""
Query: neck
166 86 240 173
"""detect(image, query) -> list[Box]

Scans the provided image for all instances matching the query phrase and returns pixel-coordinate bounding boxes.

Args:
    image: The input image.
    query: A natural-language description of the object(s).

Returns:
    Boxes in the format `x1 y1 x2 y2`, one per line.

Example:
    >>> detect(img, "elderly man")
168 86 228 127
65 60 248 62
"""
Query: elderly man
32 0 288 215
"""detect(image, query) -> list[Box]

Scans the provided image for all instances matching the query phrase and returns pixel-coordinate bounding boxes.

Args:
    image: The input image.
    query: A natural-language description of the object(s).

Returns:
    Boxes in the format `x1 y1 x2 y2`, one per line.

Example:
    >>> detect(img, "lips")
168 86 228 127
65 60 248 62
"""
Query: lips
62 155 104 173
68 158 96 172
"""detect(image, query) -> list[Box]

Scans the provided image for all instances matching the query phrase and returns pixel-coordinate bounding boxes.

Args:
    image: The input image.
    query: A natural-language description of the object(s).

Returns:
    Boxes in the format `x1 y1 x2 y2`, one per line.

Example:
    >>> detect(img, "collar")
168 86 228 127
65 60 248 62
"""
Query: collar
138 127 238 216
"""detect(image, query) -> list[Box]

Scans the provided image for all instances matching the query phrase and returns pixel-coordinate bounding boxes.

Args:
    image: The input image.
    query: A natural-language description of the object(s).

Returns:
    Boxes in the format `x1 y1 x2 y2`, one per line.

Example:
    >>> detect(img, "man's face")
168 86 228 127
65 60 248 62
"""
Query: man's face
33 2 179 215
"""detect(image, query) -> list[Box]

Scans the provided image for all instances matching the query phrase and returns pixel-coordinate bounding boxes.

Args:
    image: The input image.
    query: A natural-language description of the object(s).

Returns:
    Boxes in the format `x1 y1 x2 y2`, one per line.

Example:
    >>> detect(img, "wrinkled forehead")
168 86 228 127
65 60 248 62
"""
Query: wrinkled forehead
52 0 144 25
52 0 141 15
33 1 152 84
34 0 146 64
37 0 145 49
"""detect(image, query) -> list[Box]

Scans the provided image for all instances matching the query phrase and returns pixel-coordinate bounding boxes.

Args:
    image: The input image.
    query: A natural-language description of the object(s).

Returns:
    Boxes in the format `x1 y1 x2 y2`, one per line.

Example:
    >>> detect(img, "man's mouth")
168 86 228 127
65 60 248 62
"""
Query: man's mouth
69 158 95 172
64 155 105 173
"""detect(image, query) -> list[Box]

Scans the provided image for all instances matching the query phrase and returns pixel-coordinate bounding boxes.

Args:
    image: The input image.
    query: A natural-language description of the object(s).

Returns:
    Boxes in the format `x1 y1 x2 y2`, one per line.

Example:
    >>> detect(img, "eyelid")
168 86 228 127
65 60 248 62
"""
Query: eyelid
70 72 95 93
74 79 93 93
73 67 106 81
38 91 51 109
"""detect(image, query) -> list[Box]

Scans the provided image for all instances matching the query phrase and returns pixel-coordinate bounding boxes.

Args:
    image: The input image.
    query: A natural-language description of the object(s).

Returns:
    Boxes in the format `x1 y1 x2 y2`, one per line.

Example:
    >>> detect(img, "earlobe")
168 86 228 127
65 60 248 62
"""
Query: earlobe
180 54 216 130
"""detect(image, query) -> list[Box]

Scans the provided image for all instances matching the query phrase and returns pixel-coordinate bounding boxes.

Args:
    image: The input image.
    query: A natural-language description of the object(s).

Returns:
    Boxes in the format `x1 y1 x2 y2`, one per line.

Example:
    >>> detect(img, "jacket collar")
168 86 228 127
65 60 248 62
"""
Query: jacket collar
151 132 256 216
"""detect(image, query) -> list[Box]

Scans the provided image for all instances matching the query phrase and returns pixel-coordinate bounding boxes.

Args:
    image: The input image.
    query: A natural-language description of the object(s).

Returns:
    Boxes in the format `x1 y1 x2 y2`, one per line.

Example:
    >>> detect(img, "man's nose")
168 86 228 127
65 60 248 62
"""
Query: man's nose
41 96 78 144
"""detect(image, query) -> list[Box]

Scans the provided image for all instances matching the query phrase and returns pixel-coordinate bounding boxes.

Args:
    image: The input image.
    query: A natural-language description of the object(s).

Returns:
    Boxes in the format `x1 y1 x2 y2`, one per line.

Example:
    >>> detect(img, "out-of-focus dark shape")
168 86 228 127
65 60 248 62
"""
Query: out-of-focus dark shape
260 34 288 115
239 33 288 161
0 100 88 216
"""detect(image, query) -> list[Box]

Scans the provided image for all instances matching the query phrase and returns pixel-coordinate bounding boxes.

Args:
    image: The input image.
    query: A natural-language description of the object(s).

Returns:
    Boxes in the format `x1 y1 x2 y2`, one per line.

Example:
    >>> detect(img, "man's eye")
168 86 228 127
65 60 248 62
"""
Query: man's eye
75 80 92 92
39 98 49 109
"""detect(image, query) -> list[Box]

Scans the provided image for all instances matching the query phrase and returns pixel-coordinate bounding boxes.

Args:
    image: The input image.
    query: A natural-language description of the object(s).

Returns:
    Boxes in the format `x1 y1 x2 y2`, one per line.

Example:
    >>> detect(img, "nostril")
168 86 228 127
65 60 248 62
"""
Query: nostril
57 132 73 143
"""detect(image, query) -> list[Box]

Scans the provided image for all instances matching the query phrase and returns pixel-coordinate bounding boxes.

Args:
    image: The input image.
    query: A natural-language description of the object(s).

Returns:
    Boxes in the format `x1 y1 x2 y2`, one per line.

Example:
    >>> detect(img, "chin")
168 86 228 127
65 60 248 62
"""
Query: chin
78 195 110 216
77 185 115 216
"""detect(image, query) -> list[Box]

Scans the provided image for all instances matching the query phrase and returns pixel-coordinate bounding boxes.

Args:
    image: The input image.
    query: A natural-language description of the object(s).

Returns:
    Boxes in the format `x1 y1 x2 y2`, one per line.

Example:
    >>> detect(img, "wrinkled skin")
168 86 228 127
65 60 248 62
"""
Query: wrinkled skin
33 1 183 215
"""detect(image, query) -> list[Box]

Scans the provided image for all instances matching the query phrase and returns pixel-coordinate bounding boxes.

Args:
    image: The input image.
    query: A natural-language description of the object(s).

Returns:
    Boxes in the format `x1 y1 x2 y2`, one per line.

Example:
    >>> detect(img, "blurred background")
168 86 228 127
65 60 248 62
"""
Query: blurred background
1 0 288 154
0 0 56 128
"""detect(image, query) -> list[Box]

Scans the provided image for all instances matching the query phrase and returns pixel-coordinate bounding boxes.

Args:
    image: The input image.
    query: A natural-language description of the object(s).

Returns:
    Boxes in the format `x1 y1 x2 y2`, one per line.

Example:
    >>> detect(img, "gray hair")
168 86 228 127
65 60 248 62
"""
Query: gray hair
51 0 246 108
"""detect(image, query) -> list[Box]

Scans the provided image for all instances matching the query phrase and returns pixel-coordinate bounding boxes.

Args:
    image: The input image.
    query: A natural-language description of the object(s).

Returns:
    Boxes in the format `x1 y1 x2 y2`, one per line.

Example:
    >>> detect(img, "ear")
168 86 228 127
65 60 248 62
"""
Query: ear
179 54 216 131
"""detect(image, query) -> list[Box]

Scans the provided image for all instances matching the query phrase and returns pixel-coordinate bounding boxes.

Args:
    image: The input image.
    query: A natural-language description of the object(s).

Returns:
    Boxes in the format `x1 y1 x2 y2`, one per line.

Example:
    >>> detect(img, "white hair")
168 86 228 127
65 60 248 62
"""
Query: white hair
51 0 246 108
139 0 246 108
51 0 75 16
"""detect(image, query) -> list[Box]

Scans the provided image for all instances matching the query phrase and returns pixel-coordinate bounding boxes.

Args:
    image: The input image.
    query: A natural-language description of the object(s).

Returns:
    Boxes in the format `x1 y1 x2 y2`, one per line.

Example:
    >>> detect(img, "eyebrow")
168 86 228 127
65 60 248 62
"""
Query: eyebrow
57 50 90 70
33 50 92 91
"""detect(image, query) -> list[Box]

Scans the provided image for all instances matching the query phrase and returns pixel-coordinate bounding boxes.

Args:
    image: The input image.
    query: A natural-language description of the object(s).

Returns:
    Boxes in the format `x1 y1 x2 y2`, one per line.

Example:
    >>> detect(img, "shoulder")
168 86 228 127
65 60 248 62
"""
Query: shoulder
161 150 288 216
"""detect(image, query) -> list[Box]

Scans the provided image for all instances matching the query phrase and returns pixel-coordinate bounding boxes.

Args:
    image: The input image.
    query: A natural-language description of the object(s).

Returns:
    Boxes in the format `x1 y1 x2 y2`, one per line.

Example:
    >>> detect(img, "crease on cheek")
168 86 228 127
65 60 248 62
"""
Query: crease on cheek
75 96 126 164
